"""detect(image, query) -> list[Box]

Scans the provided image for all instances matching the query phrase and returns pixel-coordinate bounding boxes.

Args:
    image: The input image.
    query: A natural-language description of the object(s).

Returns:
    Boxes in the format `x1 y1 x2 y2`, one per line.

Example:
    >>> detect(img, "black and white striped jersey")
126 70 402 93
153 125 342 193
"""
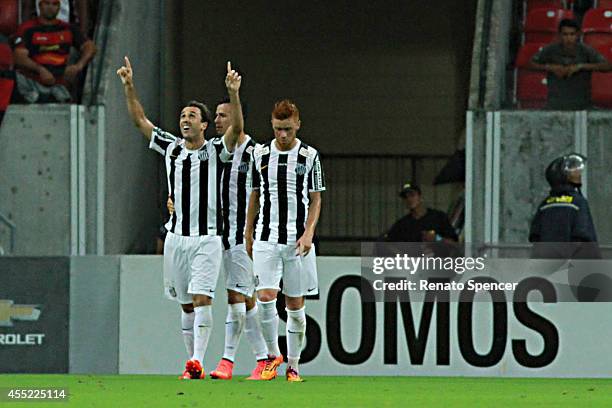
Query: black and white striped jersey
251 138 325 245
149 127 232 237
221 135 257 249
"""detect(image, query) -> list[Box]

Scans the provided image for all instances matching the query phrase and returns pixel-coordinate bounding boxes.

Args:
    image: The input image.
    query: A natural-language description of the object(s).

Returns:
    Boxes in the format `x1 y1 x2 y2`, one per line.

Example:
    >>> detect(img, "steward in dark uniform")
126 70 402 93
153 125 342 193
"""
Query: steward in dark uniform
529 154 599 258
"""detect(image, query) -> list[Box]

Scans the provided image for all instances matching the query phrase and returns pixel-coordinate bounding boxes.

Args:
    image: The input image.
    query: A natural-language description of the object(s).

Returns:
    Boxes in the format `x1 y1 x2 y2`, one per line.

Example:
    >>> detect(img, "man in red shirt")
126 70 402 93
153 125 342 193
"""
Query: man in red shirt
13 0 95 103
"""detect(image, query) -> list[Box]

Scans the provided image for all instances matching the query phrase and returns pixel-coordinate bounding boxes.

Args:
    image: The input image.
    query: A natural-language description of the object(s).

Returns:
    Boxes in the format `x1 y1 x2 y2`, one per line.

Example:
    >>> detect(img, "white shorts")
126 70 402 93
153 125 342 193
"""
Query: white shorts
223 244 256 297
163 232 223 303
252 240 318 298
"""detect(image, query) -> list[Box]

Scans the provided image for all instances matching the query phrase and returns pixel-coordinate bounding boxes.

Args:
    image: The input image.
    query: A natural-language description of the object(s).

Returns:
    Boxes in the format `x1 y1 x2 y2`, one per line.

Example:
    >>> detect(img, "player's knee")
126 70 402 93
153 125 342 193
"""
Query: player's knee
181 303 194 313
227 289 246 304
285 296 304 310
192 294 212 307
257 289 278 302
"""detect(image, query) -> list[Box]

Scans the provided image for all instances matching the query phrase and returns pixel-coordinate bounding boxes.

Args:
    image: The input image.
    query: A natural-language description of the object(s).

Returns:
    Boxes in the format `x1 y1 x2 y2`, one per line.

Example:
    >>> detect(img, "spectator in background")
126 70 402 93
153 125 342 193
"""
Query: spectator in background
528 19 611 110
384 183 458 243
22 0 94 39
13 0 96 103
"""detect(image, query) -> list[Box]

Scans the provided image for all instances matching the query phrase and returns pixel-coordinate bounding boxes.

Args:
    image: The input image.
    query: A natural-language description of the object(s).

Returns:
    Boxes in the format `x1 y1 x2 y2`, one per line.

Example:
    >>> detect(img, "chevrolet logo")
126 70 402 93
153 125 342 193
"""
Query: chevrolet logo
0 300 41 327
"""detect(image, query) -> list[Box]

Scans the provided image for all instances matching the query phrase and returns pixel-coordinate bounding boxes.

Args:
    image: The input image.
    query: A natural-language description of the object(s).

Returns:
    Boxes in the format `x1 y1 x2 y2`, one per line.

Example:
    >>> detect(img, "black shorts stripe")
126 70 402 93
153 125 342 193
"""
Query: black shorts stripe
181 154 192 236
277 154 289 244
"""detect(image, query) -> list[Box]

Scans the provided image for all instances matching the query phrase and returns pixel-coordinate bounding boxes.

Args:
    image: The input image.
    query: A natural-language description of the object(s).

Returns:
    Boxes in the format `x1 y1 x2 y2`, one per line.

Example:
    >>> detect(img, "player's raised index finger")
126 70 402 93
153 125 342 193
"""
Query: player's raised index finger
125 56 132 69
227 61 232 73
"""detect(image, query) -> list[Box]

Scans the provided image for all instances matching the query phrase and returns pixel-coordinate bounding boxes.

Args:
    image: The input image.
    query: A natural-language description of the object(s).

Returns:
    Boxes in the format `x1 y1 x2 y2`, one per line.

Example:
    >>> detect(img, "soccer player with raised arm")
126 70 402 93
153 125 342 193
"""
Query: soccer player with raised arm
245 100 325 382
117 57 242 380
207 98 269 380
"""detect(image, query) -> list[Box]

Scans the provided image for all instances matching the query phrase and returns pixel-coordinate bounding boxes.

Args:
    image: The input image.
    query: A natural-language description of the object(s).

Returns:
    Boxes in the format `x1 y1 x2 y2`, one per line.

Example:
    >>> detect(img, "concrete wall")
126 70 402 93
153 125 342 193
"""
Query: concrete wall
94 0 163 254
0 105 73 255
468 110 612 245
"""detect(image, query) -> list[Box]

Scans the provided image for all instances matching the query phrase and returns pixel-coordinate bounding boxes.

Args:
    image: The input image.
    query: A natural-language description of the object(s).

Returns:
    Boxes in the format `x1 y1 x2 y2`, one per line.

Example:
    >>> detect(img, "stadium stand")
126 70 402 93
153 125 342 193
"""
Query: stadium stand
525 0 567 16
591 44 612 106
0 41 14 123
523 7 576 43
515 43 549 108
595 0 612 8
0 0 19 37
582 7 612 48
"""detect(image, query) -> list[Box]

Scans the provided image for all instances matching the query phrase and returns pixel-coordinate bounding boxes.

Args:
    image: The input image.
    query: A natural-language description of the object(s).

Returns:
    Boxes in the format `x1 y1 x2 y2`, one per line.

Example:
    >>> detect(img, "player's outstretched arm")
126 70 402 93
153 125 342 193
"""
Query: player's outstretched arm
244 189 260 259
223 61 243 151
296 191 321 256
116 56 155 140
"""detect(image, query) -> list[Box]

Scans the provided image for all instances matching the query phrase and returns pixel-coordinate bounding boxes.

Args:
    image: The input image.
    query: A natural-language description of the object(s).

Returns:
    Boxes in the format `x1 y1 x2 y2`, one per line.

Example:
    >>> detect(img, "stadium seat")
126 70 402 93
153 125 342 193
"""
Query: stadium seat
525 0 567 15
523 8 576 44
596 0 612 8
591 44 612 107
583 8 612 48
0 0 19 37
515 43 549 108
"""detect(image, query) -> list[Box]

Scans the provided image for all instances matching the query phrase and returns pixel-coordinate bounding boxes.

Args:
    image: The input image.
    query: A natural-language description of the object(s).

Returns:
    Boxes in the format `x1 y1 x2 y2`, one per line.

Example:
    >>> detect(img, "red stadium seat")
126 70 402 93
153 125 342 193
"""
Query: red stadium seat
591 44 612 107
0 0 19 37
515 43 549 108
525 0 566 15
596 0 612 8
524 8 575 44
583 8 612 48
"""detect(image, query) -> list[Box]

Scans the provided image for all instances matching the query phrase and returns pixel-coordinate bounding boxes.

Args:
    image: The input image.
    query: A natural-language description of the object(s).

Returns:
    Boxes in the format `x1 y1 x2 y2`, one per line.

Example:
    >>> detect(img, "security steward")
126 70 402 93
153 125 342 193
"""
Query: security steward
529 153 599 258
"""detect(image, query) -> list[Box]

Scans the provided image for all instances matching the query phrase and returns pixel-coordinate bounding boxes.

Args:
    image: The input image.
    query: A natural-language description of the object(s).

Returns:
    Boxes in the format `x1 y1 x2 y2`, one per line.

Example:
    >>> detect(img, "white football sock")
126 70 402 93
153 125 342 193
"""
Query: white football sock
258 299 281 357
192 305 213 363
286 307 306 371
181 310 195 358
244 304 269 361
222 303 246 362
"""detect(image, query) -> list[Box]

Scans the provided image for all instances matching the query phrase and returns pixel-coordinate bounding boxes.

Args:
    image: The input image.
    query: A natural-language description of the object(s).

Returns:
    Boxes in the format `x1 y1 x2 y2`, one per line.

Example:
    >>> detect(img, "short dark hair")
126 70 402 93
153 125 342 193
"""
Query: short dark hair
185 100 212 125
216 97 248 120
559 19 580 32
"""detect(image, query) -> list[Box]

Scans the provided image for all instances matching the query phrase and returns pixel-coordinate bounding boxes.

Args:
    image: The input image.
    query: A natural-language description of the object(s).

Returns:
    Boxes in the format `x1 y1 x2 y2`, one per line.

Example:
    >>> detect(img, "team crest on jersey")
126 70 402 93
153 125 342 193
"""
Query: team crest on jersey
295 163 308 175
198 149 209 161
238 161 249 173
255 145 270 157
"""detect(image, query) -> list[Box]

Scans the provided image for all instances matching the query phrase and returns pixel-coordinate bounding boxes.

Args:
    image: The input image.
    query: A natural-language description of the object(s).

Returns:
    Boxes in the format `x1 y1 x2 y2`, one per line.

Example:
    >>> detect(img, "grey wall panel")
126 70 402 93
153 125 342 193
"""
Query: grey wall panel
69 256 120 374
98 0 163 254
0 105 72 255
497 111 575 243
585 112 612 244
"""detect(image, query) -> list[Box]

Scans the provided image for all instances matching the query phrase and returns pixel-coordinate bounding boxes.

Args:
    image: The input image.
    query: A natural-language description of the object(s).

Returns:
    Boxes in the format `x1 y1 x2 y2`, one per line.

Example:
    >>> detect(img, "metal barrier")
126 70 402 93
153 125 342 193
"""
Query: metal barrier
317 153 453 244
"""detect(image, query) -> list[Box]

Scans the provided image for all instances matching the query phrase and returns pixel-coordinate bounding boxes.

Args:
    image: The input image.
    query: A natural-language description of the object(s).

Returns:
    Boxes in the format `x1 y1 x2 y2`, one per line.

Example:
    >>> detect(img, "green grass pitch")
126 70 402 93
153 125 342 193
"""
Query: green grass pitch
1 375 611 407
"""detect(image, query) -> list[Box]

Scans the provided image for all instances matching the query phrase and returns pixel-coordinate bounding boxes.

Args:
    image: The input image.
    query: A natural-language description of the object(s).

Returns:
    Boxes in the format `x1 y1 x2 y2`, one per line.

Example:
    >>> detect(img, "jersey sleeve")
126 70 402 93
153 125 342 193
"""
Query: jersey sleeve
308 152 326 192
148 127 177 155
